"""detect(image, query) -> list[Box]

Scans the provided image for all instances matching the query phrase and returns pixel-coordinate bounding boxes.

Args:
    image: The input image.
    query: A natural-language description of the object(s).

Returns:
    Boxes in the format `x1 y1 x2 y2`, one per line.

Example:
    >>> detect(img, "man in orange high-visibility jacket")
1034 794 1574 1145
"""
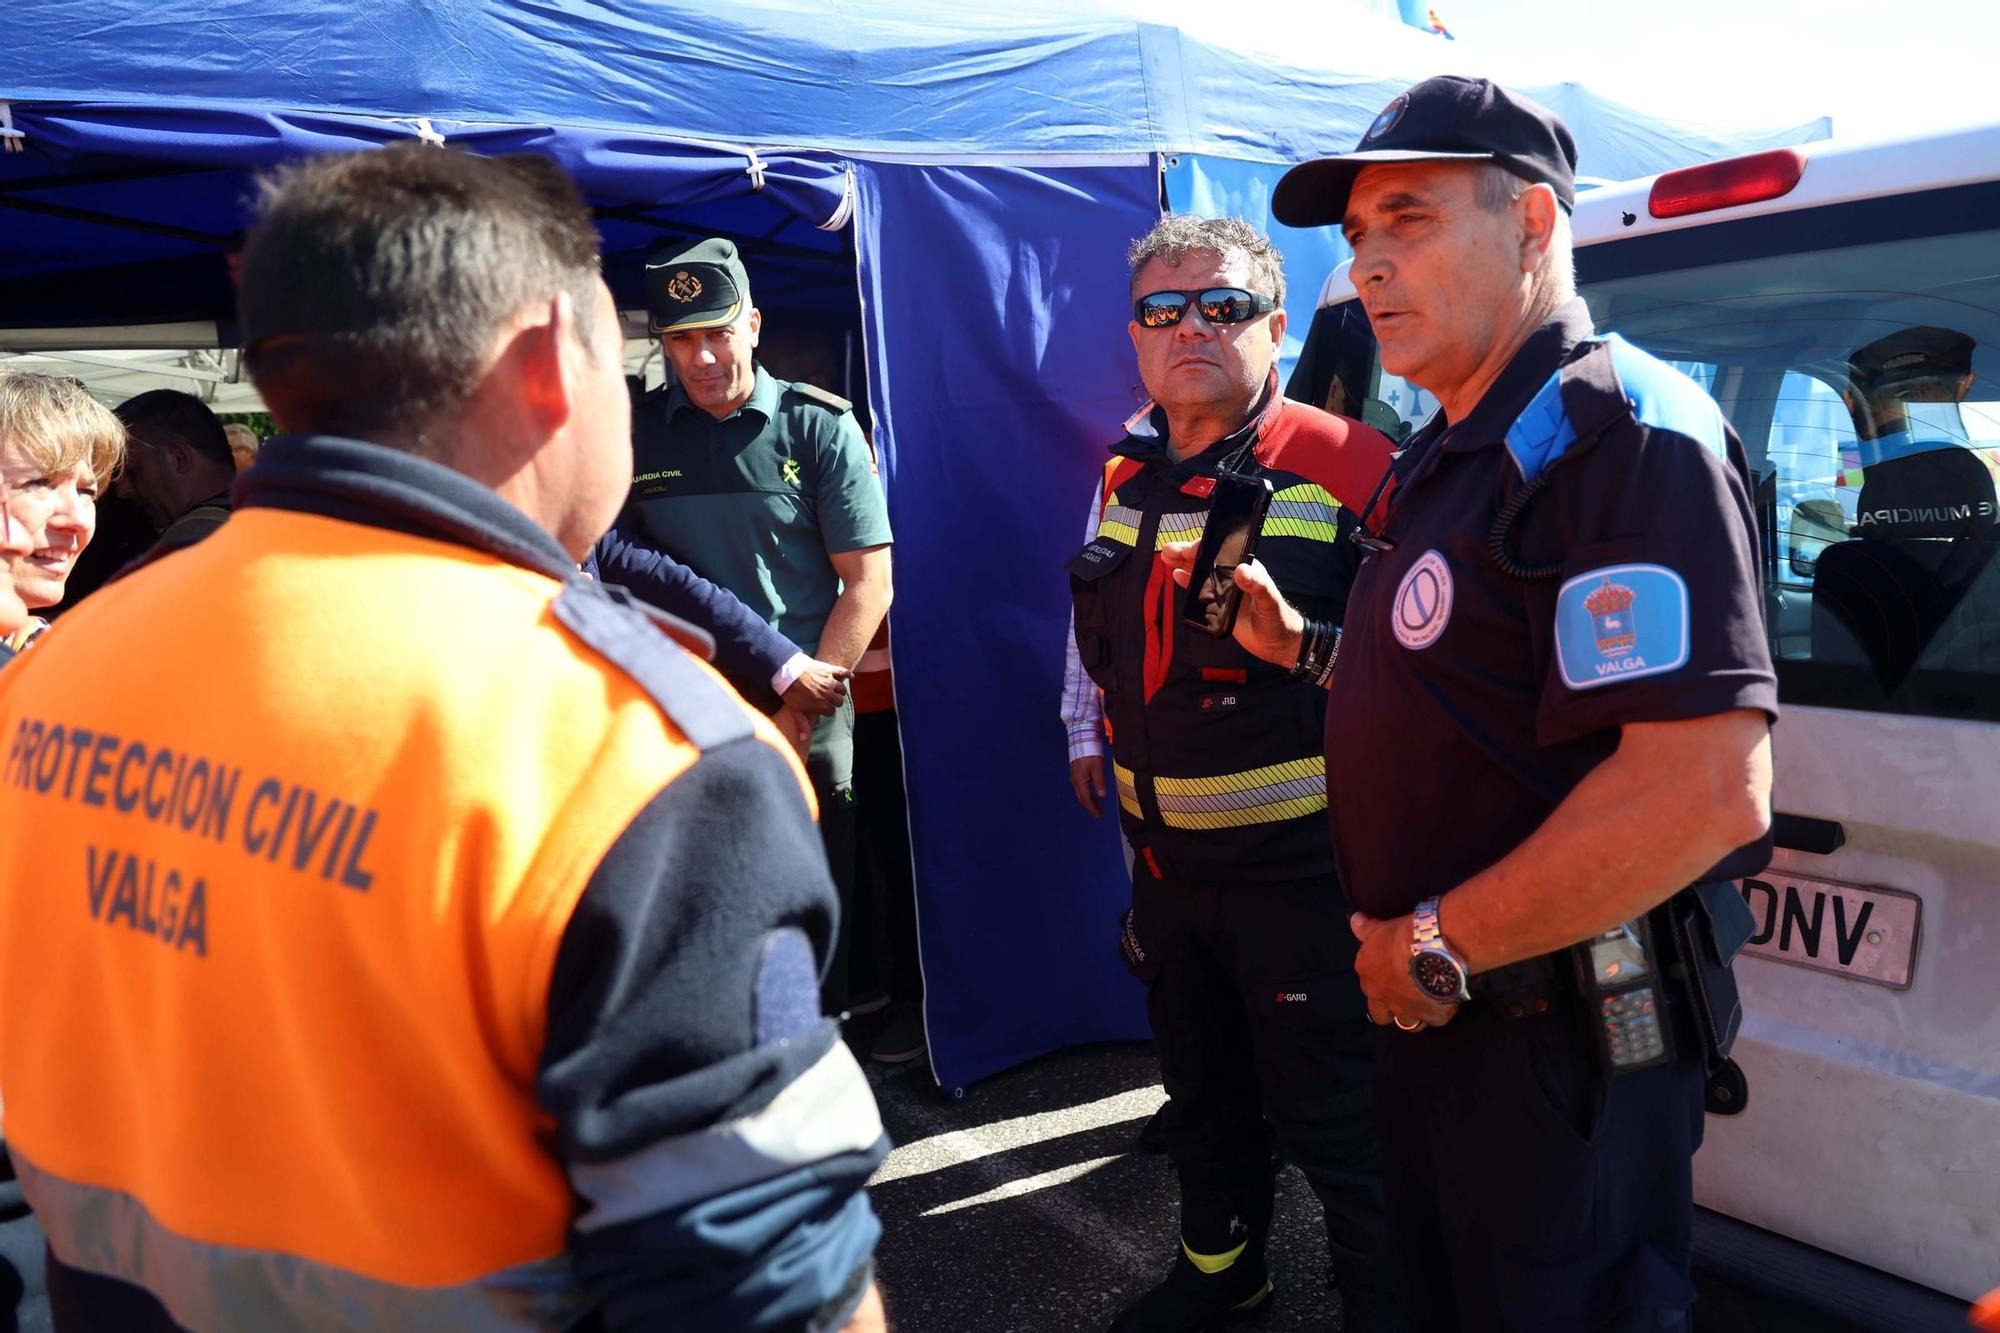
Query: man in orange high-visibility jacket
0 146 887 1333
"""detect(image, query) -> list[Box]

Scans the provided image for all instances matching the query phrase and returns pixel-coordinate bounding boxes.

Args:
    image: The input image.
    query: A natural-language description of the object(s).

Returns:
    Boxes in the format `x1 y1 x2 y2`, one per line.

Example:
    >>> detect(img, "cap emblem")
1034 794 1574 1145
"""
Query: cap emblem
666 271 703 303
1364 94 1409 144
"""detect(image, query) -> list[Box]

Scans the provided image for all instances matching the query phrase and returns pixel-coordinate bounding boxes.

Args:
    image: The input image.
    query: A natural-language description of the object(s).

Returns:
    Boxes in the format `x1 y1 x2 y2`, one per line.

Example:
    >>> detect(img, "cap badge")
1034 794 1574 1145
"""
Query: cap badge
1364 94 1409 144
666 271 703 303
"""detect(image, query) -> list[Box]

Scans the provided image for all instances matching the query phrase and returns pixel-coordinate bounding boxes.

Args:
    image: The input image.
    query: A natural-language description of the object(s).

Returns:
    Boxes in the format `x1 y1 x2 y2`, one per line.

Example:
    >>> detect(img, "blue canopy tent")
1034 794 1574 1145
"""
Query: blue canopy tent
1 2 1829 1091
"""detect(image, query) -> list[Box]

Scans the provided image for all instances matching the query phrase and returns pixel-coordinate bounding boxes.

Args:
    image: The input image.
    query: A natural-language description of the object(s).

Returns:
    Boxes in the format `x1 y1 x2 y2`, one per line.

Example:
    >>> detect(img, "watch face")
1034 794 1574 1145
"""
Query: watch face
1413 950 1465 1002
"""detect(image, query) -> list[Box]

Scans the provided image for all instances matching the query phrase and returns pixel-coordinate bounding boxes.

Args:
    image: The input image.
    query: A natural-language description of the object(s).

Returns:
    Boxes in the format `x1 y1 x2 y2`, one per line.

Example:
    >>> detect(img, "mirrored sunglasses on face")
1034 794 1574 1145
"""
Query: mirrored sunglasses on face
1134 287 1277 329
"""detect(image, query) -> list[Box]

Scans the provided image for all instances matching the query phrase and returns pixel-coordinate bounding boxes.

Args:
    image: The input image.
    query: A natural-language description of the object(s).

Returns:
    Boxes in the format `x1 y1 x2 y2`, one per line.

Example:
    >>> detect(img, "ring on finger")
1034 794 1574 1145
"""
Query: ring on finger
1393 1016 1425 1032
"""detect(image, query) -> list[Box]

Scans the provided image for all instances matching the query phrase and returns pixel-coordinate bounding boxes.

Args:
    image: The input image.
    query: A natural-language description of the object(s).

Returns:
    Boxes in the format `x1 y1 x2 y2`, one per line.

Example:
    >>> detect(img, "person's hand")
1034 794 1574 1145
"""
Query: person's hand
1069 755 1107 817
1158 542 1303 668
784 660 850 717
1350 913 1459 1031
772 703 814 759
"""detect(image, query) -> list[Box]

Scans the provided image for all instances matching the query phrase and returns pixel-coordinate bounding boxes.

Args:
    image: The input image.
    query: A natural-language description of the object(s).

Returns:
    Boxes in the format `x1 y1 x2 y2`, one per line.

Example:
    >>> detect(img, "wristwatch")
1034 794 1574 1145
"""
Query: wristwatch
1409 896 1471 1004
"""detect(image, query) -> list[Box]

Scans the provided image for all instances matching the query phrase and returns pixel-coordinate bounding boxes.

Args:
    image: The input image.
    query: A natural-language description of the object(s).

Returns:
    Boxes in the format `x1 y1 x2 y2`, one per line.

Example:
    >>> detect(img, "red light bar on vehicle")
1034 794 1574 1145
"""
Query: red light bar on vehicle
1648 149 1807 219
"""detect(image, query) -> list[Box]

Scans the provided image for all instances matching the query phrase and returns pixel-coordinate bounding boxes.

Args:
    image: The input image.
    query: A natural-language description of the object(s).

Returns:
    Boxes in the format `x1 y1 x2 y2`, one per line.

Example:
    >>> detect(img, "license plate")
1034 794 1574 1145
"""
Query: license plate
1735 872 1921 990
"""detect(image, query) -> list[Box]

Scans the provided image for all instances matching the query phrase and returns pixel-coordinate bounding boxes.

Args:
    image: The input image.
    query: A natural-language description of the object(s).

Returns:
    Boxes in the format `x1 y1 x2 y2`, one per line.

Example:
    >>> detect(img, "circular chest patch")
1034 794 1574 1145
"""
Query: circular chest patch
1391 549 1454 650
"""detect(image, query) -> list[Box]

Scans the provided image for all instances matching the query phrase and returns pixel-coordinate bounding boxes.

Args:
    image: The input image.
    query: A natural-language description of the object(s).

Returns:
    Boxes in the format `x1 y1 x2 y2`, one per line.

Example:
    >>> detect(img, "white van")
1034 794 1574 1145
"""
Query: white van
1293 124 2000 1328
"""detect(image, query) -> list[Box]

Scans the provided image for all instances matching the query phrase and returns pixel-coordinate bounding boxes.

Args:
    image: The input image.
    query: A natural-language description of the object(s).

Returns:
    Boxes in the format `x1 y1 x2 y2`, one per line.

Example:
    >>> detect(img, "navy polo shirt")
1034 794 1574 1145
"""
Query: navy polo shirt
1327 300 1777 920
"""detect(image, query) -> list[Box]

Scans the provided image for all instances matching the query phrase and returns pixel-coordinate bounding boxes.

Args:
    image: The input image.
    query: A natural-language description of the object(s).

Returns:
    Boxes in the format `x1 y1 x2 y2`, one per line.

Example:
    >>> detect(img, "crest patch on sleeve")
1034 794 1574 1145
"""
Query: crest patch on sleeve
1554 563 1689 689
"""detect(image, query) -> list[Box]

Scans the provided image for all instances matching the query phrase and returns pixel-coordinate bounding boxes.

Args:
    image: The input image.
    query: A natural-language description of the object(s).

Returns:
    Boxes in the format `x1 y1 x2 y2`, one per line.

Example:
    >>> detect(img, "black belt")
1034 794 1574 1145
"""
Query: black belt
1467 950 1568 1018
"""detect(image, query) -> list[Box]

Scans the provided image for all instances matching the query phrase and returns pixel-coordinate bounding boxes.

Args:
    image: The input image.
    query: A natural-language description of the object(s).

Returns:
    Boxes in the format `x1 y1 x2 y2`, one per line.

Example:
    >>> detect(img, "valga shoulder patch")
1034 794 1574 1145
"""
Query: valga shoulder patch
1554 563 1689 690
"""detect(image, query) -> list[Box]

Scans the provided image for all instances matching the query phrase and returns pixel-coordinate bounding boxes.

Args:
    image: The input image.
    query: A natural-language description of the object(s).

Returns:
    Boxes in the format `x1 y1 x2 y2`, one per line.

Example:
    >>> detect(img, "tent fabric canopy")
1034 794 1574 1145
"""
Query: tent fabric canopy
0 104 855 328
3 1 1829 165
1 2 1832 1090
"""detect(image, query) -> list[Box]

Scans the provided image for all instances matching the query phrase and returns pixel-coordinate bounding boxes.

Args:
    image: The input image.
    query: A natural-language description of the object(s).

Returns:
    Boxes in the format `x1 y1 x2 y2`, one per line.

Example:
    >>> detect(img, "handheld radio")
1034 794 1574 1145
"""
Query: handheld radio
1572 917 1674 1073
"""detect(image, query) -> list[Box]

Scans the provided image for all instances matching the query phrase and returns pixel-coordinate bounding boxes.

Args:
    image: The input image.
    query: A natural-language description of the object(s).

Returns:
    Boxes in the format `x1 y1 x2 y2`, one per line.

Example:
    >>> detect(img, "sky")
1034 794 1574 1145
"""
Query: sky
1390 0 1999 140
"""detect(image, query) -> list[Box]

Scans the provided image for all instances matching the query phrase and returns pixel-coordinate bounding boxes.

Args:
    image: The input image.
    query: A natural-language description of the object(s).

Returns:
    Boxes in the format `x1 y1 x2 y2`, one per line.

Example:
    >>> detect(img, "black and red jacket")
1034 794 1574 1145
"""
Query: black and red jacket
1069 380 1396 883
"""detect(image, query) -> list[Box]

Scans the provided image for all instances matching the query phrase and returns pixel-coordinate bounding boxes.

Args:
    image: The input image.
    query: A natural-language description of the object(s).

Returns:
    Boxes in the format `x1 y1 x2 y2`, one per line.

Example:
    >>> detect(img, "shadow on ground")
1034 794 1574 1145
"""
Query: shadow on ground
862 1040 1857 1333
865 1042 1344 1333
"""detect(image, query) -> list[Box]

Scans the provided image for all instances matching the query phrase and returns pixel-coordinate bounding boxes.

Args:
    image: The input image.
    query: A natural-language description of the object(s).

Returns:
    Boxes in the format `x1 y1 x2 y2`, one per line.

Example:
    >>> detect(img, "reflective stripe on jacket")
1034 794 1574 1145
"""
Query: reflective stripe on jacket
1069 384 1394 882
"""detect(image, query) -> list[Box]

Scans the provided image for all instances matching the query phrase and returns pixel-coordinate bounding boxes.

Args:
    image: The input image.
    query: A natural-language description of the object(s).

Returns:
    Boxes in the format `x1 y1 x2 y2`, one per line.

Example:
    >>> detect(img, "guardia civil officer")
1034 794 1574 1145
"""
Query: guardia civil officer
1065 215 1403 1332
607 238 893 1016
0 146 887 1332
1176 78 1778 1330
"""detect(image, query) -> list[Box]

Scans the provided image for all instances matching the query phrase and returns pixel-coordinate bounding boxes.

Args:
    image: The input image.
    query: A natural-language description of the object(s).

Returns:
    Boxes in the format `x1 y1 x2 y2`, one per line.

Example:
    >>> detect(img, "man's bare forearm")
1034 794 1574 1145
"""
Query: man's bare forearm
815 579 891 671
1436 711 1771 972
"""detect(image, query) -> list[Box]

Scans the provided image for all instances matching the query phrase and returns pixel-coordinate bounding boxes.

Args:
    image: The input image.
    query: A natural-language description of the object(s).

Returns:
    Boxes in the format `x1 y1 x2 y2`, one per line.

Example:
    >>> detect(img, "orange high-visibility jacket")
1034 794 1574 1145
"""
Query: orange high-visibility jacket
0 434 885 1332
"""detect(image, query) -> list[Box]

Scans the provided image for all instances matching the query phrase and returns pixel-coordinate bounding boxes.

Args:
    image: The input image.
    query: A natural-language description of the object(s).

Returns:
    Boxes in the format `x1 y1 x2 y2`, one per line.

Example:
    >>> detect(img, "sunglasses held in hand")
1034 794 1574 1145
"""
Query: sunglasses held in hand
1134 287 1277 329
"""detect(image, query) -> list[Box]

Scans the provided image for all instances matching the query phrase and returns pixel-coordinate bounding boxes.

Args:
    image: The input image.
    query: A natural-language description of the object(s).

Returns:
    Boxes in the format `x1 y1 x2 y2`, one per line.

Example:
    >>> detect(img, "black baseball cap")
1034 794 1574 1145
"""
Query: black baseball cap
646 237 751 334
1272 75 1579 228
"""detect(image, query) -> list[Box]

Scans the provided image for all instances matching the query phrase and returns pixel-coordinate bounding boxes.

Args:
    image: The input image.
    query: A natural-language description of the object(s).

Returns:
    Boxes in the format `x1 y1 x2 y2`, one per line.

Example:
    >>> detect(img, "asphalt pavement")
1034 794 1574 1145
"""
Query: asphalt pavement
864 1042 1354 1333
861 1040 1880 1333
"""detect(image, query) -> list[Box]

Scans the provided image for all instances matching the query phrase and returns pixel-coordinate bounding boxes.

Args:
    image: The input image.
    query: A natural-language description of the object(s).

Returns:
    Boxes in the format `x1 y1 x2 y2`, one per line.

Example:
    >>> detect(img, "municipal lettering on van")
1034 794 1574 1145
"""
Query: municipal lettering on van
1737 871 1921 990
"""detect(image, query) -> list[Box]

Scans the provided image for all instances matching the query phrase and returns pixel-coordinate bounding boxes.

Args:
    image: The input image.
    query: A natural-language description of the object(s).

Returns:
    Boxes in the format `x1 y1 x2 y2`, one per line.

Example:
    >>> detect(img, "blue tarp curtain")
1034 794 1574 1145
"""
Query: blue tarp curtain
854 162 1160 1084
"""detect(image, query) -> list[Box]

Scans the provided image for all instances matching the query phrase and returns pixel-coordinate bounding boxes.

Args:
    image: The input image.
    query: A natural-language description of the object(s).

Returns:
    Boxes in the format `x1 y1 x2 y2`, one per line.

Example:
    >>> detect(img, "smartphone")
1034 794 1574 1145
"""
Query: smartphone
1180 471 1273 637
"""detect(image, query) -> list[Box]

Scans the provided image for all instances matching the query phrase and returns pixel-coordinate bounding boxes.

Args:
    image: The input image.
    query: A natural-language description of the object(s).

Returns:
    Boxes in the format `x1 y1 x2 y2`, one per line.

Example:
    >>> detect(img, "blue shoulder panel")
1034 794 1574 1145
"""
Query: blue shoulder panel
1502 369 1576 484
553 578 756 752
1504 335 1729 483
1602 334 1728 459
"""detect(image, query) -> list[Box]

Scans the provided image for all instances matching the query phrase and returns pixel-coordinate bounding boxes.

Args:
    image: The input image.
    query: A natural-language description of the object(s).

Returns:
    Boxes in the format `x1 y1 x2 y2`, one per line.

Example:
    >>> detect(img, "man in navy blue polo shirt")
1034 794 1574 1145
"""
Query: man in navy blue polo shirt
1173 77 1779 1330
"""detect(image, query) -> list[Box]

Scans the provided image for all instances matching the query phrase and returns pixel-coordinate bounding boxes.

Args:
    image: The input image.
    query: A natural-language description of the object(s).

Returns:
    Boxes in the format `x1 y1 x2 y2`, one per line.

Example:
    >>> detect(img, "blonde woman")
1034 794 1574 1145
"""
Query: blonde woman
0 371 126 659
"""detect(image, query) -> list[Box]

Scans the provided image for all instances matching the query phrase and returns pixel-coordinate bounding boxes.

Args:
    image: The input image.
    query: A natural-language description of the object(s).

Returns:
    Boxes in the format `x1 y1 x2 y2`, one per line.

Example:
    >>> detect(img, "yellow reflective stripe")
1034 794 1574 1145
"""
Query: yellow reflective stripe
1154 755 1324 798
1155 776 1325 815
1152 756 1326 831
1113 763 1141 817
1183 1238 1247 1275
1261 516 1341 542
1097 504 1142 547
1265 484 1341 543
1272 482 1338 507
1158 793 1327 830
1153 512 1206 549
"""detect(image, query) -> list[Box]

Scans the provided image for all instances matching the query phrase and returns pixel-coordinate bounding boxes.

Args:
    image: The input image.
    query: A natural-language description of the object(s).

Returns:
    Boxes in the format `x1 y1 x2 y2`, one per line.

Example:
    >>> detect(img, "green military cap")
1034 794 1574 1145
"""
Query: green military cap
646 237 752 335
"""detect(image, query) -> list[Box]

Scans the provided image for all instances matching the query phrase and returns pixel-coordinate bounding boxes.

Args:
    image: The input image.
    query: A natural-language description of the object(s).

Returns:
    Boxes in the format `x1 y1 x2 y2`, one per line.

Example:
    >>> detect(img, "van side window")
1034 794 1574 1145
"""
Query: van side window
1786 353 2000 715
1291 280 2000 721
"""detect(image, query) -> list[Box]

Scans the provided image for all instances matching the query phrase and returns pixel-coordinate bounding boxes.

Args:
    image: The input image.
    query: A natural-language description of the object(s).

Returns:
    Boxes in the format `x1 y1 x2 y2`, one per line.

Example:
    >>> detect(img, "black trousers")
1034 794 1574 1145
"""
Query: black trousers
807 698 858 1013
1374 995 1706 1333
1129 867 1399 1329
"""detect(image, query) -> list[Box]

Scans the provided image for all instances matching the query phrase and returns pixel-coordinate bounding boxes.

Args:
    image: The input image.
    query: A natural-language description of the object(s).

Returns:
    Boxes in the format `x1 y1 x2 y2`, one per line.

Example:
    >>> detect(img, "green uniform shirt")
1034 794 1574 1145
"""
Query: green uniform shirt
628 367 893 653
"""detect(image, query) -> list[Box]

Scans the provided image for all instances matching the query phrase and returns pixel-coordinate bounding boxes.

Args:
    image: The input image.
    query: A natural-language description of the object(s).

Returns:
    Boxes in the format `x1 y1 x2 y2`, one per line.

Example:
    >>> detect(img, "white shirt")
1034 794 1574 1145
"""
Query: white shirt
1059 478 1107 762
